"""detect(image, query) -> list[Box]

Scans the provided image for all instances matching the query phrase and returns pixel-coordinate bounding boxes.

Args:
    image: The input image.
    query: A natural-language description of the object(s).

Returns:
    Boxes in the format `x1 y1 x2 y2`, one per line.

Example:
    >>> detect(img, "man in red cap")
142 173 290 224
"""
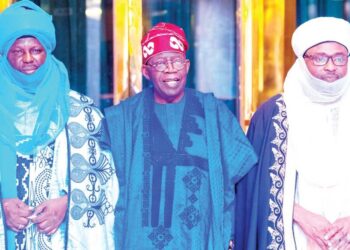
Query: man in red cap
105 22 257 249
141 22 189 104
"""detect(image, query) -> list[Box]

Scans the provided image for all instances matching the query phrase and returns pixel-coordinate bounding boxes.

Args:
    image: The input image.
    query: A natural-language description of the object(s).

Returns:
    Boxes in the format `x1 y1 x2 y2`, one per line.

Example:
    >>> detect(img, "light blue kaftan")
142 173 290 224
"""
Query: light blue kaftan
105 88 257 250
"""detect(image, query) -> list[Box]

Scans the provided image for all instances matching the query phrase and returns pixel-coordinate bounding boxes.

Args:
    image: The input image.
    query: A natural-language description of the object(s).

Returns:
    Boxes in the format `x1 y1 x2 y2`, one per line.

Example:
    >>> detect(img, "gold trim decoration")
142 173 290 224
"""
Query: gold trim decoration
0 0 11 12
238 0 295 129
113 0 142 104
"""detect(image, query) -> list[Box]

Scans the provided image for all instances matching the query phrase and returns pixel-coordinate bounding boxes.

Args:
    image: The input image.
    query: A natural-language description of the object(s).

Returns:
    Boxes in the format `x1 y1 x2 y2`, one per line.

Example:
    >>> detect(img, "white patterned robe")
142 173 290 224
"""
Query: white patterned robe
0 91 118 250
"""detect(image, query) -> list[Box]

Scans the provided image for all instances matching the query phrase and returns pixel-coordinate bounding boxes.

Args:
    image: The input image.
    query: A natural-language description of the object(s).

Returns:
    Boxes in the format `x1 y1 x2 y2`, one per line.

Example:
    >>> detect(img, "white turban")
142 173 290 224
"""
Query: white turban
283 17 350 249
292 17 350 57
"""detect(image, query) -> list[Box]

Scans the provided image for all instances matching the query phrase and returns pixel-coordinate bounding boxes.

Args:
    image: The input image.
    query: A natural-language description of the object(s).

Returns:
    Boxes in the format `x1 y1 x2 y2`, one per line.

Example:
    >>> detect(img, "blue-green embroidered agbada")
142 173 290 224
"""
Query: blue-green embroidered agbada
105 88 257 250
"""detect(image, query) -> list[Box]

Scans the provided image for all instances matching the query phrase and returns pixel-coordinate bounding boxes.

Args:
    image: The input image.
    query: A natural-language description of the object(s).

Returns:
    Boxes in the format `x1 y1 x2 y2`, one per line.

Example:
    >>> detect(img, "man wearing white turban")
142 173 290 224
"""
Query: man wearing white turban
235 17 350 250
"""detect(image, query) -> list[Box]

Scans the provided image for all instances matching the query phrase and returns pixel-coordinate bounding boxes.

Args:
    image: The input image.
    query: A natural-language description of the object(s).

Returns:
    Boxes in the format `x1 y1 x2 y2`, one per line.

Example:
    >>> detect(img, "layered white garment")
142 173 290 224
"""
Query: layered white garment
283 58 350 249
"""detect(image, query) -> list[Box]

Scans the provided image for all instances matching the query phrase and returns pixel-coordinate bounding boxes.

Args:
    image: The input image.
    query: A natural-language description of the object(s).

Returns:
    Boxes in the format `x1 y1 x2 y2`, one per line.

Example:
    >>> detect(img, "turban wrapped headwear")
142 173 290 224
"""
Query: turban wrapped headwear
0 0 56 56
292 17 350 57
141 22 189 64
282 17 350 249
285 17 350 104
0 1 70 247
0 0 70 229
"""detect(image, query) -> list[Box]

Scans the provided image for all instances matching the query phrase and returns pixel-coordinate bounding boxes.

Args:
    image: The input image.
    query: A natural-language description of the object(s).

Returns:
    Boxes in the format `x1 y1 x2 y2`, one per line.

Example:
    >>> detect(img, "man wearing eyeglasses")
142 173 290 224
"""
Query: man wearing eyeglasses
236 17 350 250
105 22 257 249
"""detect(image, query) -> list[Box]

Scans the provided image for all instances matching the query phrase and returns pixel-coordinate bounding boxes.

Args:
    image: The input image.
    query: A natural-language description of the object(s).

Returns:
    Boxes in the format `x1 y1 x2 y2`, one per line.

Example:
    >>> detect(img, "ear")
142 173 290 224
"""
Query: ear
185 59 190 74
142 65 151 80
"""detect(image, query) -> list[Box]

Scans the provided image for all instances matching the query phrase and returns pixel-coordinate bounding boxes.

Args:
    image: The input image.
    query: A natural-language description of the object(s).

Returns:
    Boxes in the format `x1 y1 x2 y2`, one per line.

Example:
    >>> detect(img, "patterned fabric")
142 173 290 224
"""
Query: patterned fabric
68 93 115 229
267 96 288 249
65 91 118 250
105 88 257 250
0 0 70 204
235 94 289 250
16 154 31 250
0 90 118 250
142 90 209 249
16 142 55 250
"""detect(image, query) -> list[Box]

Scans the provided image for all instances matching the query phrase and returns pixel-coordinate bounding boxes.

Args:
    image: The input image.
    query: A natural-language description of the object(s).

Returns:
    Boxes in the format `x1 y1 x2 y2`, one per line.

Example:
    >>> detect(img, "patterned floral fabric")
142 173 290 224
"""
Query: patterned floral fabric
267 96 288 249
16 143 55 250
235 94 289 250
0 90 119 250
68 92 116 232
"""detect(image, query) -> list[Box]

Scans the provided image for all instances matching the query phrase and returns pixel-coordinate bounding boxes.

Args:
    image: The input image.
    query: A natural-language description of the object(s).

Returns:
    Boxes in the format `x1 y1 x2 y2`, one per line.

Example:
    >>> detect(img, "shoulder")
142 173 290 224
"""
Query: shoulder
69 90 95 106
68 90 104 118
196 90 235 117
247 94 286 138
69 90 93 102
104 89 147 119
189 89 216 100
188 89 225 109
260 93 283 109
251 94 284 121
190 90 242 131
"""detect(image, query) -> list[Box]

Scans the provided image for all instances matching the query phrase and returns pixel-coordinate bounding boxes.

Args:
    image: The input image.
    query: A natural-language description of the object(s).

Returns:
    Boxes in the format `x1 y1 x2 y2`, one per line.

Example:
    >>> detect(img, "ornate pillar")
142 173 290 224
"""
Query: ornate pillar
0 0 11 12
238 0 296 128
113 0 142 104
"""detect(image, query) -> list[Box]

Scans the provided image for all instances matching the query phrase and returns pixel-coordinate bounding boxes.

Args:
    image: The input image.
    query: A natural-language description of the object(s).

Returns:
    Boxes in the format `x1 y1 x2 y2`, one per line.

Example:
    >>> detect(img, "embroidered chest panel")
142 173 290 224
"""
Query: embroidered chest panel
67 92 115 228
142 92 210 249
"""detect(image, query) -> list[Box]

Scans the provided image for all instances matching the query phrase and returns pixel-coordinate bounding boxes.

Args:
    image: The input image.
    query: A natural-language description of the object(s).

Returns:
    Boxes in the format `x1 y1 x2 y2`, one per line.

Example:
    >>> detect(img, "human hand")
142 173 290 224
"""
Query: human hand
324 217 350 250
293 203 331 249
2 198 33 232
31 195 68 235
228 240 233 250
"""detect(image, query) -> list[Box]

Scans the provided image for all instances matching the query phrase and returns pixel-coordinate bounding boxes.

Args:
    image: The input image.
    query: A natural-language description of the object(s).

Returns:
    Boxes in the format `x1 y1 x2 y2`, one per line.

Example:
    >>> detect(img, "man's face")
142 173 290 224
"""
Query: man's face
142 51 190 104
7 37 47 75
303 41 348 82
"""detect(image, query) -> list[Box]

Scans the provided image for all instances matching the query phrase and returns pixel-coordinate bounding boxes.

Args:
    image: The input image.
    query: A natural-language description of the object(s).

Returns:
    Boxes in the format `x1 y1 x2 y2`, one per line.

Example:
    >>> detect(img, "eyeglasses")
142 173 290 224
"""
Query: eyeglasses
147 58 187 72
303 54 349 66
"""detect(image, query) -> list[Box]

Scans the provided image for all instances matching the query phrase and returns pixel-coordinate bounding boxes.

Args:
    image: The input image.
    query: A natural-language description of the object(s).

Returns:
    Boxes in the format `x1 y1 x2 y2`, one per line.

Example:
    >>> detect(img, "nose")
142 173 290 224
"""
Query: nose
164 60 177 73
23 52 33 63
324 58 336 71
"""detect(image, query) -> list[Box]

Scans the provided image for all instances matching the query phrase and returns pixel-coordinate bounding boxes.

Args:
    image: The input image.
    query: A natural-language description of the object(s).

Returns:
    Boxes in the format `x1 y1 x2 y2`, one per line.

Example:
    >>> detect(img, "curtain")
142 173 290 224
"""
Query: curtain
297 0 345 24
23 0 114 109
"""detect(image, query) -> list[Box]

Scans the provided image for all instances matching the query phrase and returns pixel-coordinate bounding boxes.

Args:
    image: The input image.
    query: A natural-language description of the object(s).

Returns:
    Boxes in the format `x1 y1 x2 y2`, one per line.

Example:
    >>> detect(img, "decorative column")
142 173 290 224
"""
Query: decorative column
0 0 11 12
238 0 296 128
113 0 142 104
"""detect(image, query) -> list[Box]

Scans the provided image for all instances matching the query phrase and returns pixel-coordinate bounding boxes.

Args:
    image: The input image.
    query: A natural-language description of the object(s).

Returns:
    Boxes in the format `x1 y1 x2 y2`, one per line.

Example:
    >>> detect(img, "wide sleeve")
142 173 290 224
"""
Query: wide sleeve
95 116 120 250
217 100 258 182
216 100 258 245
65 93 119 250
104 104 127 250
234 95 283 250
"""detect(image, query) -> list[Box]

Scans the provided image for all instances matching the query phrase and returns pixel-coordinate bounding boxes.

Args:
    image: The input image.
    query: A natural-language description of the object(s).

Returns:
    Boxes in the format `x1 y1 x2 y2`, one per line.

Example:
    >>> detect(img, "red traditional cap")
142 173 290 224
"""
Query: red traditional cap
141 22 189 64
